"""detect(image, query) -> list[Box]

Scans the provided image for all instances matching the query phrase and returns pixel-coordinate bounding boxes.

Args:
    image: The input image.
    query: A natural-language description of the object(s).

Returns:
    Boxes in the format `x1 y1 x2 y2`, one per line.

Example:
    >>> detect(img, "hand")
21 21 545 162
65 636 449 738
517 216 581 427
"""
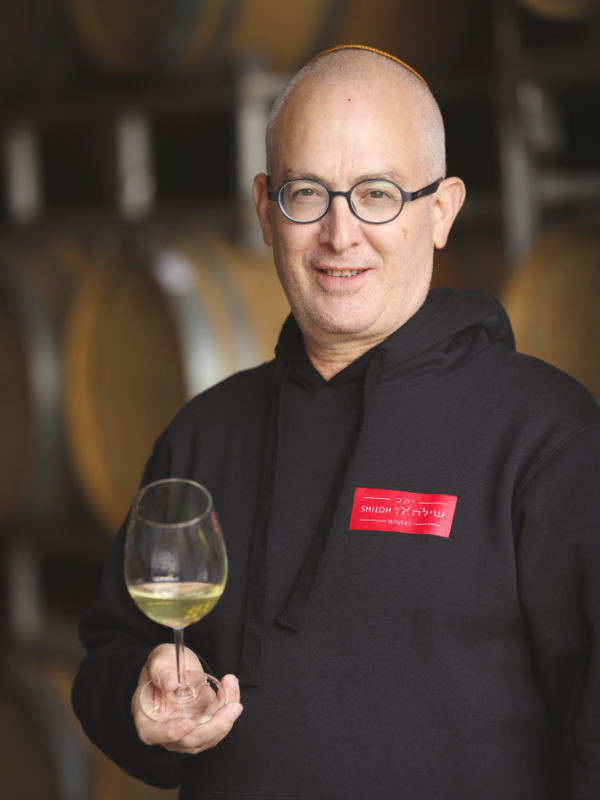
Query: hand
132 643 243 754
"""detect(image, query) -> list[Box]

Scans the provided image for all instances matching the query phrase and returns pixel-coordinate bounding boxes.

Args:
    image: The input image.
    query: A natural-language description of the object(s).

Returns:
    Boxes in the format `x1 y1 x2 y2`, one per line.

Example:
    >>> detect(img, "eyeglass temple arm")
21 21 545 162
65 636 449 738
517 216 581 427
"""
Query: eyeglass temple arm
405 180 441 202
266 176 278 201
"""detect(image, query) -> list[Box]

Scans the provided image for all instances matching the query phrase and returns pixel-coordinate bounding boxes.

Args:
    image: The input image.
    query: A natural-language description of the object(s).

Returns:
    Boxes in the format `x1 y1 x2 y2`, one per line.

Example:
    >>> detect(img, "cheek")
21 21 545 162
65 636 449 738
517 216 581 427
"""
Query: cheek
366 220 433 284
391 210 434 256
272 221 315 270
272 231 306 291
364 228 412 269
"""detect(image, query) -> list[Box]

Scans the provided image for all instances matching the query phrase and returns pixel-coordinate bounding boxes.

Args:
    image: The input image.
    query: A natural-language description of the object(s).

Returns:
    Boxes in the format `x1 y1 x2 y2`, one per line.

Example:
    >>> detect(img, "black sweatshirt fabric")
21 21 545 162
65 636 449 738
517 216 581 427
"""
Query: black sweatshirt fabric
72 287 600 799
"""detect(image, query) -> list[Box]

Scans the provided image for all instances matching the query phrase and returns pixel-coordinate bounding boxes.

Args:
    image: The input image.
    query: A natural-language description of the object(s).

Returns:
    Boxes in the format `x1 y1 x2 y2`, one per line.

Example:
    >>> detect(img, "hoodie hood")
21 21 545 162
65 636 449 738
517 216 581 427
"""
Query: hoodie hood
274 287 515 391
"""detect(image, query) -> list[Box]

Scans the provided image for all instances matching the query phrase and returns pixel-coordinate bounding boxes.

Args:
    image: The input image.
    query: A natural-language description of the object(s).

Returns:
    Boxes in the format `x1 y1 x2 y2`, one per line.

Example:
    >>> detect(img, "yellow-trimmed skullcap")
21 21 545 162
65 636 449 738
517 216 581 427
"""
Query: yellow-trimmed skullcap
309 44 428 87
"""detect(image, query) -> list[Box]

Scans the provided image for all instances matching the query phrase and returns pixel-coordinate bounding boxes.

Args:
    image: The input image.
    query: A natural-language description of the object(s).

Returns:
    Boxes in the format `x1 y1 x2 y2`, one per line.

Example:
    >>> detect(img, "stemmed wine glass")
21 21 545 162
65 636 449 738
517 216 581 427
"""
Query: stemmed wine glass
125 478 228 724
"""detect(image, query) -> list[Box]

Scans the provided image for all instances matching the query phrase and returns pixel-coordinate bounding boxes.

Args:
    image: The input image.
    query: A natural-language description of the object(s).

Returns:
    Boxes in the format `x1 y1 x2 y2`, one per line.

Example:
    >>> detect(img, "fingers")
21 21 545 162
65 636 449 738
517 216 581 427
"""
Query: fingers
162 699 243 754
132 667 243 754
135 711 195 747
145 643 202 693
220 674 241 705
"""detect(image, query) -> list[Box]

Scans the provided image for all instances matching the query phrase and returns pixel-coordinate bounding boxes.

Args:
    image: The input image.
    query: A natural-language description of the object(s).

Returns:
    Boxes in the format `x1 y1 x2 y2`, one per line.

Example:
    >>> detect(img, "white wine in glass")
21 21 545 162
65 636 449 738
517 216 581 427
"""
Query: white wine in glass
125 478 228 724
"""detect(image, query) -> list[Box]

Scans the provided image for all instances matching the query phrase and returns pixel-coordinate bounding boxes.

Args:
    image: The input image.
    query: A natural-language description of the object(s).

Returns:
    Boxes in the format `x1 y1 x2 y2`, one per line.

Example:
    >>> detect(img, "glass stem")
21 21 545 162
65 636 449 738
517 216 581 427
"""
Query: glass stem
173 628 192 699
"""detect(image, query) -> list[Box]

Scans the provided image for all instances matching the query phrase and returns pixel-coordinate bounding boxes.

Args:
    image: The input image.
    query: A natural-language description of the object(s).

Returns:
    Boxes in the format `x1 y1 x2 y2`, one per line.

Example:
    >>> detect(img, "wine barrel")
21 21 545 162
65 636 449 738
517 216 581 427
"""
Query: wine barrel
0 0 73 97
331 0 476 72
65 0 475 79
0 667 59 800
0 230 89 532
64 227 290 535
2 655 178 800
516 0 600 21
64 0 340 77
502 223 600 402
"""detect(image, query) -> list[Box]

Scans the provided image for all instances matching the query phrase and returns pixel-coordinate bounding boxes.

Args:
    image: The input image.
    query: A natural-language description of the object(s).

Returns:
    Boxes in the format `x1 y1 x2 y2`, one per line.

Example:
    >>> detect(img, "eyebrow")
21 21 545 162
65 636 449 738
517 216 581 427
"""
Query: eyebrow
278 168 410 186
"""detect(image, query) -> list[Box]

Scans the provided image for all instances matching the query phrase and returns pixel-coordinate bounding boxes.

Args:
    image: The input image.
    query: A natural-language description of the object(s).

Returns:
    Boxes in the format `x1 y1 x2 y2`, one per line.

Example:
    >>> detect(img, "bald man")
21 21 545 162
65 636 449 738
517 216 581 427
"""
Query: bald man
73 48 600 800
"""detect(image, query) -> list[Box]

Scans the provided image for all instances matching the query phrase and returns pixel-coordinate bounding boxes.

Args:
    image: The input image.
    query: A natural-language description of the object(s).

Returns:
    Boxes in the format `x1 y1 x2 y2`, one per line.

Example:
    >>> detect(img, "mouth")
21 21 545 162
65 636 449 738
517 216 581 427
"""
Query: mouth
318 268 367 277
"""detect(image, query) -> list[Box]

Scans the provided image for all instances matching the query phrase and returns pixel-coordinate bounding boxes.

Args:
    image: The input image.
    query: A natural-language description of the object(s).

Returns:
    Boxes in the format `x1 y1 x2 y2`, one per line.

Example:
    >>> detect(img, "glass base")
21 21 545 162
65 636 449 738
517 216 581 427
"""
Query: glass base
139 672 224 724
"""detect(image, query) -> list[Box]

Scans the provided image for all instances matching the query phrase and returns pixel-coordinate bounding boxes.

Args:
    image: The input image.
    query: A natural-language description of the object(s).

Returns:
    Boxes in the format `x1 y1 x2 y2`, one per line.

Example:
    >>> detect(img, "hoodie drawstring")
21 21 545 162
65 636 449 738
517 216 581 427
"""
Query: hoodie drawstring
238 358 289 687
278 350 386 632
239 350 386 685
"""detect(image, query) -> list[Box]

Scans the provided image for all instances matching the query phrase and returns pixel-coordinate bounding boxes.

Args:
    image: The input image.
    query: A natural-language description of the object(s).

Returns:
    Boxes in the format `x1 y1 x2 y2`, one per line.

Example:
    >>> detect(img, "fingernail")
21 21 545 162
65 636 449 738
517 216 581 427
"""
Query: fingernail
227 703 243 719
198 714 212 724
159 669 173 689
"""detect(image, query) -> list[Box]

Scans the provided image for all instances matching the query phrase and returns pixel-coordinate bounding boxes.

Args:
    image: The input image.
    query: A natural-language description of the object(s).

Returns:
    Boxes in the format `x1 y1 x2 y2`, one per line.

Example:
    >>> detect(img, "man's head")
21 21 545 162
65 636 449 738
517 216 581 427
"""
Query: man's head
253 47 465 352
266 47 446 186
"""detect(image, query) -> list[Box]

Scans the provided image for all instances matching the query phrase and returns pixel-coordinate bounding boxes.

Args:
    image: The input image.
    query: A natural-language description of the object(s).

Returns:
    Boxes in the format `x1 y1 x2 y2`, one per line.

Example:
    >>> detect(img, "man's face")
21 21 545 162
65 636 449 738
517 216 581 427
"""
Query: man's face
255 76 461 346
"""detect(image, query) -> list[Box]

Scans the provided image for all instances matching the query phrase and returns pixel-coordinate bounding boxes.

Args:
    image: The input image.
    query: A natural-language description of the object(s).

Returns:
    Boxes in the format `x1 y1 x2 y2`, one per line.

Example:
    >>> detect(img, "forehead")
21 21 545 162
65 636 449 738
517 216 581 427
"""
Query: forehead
271 77 424 184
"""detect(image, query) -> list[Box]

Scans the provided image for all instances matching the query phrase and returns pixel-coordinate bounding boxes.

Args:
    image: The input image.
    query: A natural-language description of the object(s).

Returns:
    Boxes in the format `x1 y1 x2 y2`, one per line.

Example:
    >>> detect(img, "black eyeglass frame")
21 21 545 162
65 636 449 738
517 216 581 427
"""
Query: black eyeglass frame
267 177 441 225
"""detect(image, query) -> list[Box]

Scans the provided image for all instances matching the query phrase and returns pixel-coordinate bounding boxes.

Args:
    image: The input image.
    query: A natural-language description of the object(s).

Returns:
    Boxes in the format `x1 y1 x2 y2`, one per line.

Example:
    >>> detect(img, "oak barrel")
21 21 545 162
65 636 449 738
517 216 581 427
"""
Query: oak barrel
65 0 475 78
0 0 73 97
331 0 476 73
1 655 178 800
0 668 60 800
65 0 341 77
516 0 600 21
502 223 600 402
0 230 89 532
64 226 289 534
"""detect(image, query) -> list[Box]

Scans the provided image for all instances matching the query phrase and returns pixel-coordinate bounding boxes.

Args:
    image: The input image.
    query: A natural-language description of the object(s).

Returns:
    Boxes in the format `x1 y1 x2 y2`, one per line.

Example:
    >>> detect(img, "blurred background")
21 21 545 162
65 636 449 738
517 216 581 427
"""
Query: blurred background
1 0 599 797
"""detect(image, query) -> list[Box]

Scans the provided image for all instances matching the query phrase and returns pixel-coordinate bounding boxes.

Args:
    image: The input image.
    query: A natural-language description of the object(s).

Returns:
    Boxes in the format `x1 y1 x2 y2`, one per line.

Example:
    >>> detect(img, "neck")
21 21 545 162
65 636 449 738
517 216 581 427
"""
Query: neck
303 333 389 380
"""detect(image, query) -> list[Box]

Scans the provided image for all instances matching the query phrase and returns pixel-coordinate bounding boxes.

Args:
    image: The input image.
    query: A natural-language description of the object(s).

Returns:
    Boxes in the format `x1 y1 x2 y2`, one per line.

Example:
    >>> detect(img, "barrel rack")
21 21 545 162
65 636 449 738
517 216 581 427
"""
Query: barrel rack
1 5 599 268
2 63 289 249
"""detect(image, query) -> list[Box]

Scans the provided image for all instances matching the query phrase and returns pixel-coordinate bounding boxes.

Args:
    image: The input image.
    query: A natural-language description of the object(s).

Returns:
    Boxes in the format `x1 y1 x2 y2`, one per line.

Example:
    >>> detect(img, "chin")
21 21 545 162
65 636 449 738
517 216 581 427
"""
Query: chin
304 307 381 340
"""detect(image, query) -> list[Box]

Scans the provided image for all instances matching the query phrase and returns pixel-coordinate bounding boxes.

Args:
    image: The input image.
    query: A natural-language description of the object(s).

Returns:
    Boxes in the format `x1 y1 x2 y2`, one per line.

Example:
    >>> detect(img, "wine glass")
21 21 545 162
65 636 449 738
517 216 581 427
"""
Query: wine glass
124 478 228 724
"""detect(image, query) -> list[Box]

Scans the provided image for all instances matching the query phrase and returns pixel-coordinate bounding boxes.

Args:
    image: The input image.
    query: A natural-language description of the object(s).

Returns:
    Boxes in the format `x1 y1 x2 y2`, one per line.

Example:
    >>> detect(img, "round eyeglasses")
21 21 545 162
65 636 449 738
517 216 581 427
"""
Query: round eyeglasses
267 177 440 225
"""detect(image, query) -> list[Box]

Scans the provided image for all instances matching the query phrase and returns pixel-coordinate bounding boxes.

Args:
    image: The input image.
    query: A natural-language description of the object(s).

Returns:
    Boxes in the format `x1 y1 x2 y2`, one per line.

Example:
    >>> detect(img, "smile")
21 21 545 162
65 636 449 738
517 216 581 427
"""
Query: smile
319 269 366 277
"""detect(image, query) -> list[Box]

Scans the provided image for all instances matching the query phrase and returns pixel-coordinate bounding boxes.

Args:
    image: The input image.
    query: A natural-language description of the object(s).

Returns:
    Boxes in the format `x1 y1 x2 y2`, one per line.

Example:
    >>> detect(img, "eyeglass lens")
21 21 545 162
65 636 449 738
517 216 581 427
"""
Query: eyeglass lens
280 180 403 223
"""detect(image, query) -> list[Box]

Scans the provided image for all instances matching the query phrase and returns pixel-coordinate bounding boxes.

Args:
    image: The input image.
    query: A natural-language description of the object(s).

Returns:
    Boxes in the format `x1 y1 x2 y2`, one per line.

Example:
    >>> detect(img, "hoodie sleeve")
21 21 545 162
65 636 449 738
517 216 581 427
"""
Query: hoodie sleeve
514 422 600 799
71 432 192 789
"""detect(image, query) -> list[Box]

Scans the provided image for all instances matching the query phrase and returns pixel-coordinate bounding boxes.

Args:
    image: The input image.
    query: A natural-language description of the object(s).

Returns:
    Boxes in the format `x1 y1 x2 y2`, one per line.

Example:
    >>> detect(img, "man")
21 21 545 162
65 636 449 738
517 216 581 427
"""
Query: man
73 46 600 799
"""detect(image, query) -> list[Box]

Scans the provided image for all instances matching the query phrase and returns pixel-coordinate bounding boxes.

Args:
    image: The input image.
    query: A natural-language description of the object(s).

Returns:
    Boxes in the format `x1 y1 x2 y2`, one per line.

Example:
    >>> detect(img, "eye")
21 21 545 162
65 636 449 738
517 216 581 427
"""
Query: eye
289 185 323 203
356 182 399 205
362 188 394 202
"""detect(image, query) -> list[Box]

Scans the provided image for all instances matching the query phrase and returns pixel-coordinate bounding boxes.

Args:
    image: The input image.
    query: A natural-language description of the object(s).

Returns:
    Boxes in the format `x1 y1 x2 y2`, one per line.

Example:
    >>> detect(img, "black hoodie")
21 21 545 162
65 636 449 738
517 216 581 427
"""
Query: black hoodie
73 287 600 800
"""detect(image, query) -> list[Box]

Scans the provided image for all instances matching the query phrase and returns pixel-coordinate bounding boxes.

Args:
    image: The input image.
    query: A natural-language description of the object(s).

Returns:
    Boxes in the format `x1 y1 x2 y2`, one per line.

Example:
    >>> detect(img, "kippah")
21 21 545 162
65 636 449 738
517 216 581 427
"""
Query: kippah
309 44 428 87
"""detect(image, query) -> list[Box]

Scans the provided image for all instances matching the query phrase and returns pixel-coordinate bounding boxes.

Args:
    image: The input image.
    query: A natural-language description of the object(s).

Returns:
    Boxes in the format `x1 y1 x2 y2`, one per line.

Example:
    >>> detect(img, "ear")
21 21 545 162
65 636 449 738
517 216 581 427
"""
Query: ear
432 177 466 249
253 173 273 247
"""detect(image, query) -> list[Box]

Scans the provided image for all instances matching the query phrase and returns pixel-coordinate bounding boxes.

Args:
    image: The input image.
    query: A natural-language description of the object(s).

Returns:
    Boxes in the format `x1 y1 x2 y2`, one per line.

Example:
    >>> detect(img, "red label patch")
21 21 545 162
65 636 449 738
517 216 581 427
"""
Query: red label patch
349 487 457 538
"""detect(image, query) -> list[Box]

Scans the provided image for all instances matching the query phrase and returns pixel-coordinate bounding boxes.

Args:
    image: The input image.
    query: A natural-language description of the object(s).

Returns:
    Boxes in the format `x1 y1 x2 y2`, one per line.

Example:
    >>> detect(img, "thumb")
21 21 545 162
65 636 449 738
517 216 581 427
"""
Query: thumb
146 653 179 693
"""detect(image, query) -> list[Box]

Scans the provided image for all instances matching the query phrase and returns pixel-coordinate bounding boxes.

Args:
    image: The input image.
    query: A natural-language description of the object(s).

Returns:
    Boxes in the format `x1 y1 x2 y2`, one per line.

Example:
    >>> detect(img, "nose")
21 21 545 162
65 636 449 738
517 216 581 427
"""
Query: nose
317 194 364 253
